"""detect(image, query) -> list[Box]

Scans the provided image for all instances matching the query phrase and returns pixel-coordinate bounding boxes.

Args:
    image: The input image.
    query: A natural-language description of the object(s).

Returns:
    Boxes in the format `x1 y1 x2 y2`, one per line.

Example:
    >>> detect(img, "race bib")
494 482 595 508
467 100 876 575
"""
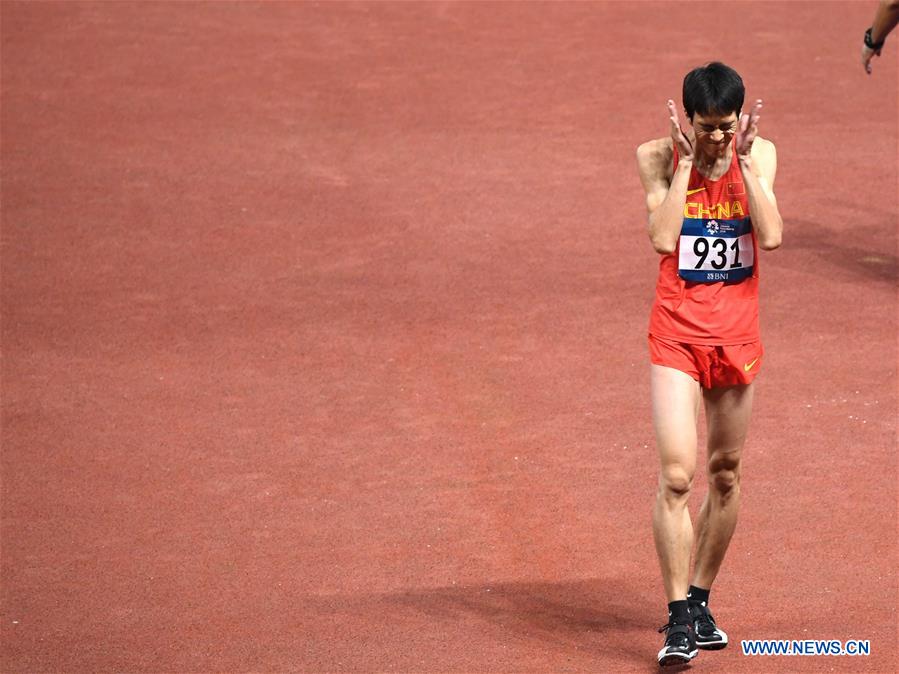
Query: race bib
678 218 754 283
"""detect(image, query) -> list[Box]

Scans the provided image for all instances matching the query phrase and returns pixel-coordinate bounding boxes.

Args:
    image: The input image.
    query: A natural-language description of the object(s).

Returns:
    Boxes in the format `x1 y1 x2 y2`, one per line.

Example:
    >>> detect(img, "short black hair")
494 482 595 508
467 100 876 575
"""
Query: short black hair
682 62 745 120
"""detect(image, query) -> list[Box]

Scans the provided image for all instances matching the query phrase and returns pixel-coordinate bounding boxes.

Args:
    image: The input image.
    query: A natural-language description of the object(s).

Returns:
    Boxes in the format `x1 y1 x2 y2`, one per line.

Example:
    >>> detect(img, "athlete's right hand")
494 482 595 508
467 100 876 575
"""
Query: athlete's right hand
668 100 694 162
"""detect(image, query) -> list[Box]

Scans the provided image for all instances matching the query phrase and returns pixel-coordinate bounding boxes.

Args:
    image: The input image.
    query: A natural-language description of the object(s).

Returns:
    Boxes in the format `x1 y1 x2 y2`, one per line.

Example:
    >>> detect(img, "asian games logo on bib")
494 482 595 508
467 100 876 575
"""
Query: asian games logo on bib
706 220 720 235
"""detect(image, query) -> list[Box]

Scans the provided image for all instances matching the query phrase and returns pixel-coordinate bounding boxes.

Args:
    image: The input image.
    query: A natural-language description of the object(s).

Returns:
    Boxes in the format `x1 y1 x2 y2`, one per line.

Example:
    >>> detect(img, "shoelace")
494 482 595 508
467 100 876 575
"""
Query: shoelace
657 622 691 634
657 622 692 650
692 606 717 626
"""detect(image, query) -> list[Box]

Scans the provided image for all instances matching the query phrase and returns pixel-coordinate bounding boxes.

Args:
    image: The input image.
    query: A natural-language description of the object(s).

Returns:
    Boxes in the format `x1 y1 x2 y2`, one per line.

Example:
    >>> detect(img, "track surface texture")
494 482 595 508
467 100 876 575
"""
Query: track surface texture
2 2 897 672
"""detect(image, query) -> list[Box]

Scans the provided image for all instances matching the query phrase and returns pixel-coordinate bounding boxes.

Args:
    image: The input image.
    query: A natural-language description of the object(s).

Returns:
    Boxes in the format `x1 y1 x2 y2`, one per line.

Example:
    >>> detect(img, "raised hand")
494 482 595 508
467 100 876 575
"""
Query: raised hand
735 99 763 159
667 99 694 161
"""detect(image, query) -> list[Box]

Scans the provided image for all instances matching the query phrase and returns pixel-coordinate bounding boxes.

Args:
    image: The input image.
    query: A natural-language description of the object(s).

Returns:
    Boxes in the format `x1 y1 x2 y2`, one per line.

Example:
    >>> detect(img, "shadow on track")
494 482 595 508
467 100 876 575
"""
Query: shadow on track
787 217 897 285
310 577 659 669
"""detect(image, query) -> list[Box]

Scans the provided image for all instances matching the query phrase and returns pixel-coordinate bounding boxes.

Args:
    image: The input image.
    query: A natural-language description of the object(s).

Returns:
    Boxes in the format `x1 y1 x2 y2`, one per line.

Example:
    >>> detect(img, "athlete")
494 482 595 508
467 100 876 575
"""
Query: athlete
635 62 783 667
862 0 899 74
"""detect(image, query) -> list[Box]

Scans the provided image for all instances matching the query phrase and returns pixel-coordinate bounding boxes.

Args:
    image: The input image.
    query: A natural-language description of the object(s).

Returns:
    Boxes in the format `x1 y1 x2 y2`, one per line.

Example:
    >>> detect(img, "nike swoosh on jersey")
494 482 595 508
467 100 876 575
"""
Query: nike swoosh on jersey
686 187 706 195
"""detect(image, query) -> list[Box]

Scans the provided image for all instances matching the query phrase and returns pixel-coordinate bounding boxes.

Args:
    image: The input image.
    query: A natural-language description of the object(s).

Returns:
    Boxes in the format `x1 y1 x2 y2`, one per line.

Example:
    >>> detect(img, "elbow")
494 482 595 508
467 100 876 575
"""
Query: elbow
758 215 783 251
650 234 677 255
759 233 782 251
648 215 678 254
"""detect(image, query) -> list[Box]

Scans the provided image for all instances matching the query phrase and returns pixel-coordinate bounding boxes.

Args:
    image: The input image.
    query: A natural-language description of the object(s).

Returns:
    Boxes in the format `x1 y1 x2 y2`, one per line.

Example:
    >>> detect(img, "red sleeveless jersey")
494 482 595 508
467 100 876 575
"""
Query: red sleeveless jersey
648 142 760 345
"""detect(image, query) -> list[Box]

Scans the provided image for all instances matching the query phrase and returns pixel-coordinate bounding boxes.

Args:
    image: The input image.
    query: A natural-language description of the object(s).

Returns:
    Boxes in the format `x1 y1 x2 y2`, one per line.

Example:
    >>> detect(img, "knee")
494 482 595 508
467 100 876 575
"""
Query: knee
711 469 739 496
658 465 694 502
709 452 741 497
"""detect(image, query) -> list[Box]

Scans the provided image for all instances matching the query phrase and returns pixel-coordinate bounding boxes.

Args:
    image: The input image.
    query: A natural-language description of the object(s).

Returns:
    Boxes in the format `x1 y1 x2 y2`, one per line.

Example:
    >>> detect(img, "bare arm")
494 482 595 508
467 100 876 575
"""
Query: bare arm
742 140 781 250
637 101 697 255
735 101 782 251
863 0 899 74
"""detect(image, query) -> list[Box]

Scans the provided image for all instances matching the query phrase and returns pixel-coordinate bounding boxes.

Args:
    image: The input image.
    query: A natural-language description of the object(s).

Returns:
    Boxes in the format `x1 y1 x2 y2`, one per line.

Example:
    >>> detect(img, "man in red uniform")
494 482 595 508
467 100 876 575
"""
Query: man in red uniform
635 62 783 667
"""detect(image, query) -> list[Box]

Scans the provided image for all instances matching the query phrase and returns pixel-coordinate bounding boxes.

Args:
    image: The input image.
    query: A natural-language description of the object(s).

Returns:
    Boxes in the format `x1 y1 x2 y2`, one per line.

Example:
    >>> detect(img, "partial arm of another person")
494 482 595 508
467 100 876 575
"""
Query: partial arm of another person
863 0 899 74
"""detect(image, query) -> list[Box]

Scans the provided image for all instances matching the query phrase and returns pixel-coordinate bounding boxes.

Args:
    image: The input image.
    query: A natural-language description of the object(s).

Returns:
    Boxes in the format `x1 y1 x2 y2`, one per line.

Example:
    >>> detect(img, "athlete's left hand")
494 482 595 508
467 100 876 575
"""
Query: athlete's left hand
735 99 763 160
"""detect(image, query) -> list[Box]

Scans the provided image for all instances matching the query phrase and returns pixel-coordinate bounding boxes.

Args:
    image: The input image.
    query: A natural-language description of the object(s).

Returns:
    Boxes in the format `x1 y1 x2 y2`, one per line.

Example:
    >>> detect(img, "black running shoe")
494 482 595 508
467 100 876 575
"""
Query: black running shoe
657 621 698 666
690 602 728 650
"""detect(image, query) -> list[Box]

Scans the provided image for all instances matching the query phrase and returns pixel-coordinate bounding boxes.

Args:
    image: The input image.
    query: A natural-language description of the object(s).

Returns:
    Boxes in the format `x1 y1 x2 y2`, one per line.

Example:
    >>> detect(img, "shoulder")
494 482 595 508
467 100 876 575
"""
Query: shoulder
636 137 674 179
636 137 673 165
748 136 778 186
751 136 777 162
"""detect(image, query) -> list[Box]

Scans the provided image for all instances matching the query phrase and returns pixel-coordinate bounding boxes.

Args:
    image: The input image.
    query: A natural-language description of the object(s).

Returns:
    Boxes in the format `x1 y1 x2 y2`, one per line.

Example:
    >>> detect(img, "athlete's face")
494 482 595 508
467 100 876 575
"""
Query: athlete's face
689 110 739 155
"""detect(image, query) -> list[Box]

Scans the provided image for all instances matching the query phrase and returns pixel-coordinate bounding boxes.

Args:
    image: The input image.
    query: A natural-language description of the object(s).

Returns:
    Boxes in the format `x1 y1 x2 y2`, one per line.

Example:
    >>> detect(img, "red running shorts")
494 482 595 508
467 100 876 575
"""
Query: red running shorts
649 334 763 389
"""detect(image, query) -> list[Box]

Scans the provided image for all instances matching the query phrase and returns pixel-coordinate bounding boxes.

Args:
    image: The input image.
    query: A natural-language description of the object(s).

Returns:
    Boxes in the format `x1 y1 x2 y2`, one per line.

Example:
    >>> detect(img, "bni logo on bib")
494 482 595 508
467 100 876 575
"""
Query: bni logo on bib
678 217 754 283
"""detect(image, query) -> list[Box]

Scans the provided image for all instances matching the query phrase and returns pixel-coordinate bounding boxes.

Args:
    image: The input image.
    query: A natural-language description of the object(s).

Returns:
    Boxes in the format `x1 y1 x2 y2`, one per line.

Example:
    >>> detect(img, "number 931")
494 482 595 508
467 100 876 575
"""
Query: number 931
693 236 742 270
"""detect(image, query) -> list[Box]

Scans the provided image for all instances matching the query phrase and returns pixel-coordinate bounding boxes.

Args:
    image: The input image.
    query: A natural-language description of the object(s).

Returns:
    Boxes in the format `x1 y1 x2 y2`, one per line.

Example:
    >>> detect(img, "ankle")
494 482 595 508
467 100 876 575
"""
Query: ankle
667 599 691 625
687 585 710 607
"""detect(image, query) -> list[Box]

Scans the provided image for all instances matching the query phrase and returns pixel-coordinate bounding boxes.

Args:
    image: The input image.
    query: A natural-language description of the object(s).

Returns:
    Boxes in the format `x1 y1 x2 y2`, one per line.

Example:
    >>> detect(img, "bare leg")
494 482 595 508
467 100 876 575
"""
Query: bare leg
651 364 701 602
691 383 754 589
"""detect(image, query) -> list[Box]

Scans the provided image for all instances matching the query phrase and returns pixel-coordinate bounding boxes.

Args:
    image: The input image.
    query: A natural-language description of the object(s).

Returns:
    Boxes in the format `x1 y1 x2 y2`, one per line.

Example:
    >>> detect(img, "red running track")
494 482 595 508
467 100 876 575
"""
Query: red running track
1 2 896 672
